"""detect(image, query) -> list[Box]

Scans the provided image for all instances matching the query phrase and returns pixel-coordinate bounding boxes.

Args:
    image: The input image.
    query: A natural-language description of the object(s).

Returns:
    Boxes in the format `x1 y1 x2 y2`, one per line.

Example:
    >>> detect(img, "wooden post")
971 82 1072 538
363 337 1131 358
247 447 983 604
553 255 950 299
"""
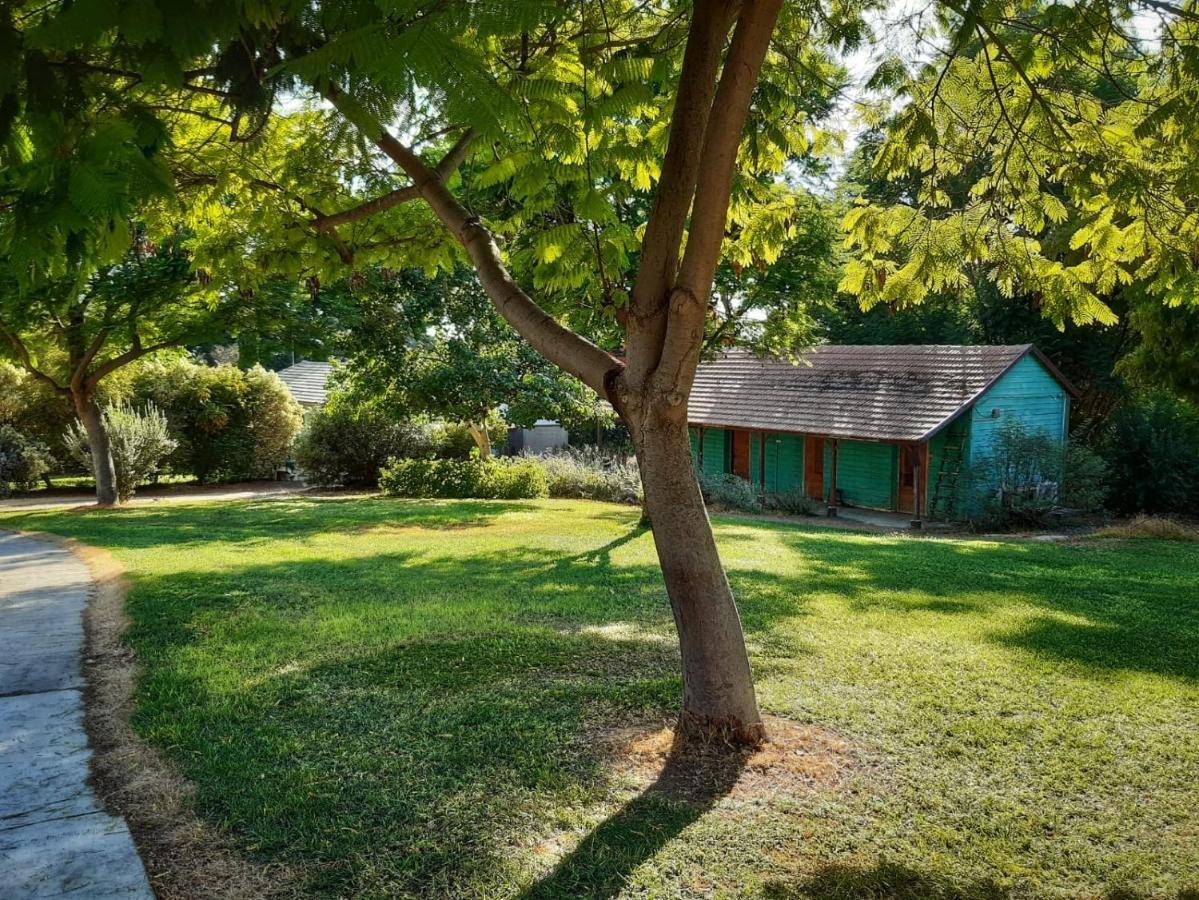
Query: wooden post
827 439 839 516
911 443 924 528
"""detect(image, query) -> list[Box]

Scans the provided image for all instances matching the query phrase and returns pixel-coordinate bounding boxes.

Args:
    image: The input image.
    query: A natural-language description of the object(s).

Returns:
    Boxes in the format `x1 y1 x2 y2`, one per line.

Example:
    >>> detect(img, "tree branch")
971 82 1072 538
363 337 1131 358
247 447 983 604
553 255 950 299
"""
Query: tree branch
86 337 179 389
624 0 739 385
655 0 784 398
311 128 476 231
322 86 621 399
0 320 70 397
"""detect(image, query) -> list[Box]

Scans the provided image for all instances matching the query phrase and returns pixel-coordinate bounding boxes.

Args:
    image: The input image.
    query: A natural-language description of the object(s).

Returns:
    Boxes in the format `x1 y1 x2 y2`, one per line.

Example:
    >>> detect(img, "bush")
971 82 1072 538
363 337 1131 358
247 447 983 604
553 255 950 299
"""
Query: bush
1103 393 1199 516
766 490 820 516
1095 515 1199 542
379 457 548 500
63 404 176 502
295 398 436 486
537 447 643 504
964 422 1066 529
133 359 303 482
0 425 54 497
1061 441 1110 513
697 470 764 512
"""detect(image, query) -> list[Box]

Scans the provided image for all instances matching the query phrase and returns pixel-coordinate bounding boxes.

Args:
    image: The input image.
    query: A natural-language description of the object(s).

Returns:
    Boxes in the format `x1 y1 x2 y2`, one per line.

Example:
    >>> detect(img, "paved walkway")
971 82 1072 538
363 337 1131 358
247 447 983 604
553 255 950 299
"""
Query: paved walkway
0 478 312 512
0 532 153 898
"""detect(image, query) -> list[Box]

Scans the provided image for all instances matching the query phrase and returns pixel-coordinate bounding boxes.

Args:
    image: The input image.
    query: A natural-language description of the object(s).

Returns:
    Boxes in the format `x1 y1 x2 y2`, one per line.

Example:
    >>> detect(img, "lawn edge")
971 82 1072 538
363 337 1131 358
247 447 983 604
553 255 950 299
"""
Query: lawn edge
21 530 296 900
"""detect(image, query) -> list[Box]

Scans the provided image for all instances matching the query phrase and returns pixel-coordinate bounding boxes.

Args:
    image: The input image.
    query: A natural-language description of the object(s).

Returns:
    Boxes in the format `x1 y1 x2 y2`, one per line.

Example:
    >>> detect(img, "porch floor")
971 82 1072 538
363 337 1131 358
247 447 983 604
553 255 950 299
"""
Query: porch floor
827 506 939 531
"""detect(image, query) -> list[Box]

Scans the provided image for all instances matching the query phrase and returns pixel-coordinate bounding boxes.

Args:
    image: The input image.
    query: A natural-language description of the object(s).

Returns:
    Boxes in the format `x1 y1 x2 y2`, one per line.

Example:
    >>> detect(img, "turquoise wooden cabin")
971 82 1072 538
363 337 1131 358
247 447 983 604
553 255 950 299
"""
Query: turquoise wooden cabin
687 345 1078 521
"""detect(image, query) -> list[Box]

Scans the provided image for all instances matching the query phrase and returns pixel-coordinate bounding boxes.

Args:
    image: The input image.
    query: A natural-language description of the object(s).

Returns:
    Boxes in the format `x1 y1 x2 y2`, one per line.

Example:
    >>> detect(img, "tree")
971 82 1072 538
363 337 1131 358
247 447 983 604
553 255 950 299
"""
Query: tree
7 0 1195 744
344 268 610 457
0 237 235 503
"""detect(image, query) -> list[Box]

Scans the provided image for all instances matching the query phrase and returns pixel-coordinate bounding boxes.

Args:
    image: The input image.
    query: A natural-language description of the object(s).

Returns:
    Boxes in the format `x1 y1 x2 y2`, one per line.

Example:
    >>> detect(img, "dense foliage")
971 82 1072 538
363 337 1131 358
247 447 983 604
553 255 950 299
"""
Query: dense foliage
132 359 303 482
63 404 176 502
1103 393 1199 516
379 457 548 500
0 424 54 496
294 395 436 486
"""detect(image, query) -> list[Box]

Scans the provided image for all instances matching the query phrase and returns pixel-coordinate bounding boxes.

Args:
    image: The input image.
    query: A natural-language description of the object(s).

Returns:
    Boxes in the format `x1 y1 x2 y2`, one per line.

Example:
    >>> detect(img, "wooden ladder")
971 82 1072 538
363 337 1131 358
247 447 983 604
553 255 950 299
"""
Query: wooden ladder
928 432 966 520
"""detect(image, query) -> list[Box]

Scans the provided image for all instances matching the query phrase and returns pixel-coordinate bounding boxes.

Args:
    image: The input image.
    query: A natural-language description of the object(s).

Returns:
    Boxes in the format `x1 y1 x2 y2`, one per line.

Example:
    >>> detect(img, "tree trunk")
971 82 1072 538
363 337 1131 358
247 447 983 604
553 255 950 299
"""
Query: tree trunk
468 422 493 458
630 406 764 746
75 393 118 505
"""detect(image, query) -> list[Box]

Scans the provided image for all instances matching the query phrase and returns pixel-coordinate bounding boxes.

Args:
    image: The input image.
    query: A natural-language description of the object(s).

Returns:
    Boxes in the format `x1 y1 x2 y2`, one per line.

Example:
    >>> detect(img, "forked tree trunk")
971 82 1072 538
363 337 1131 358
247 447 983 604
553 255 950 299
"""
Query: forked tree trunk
467 422 493 458
74 393 118 505
629 404 764 745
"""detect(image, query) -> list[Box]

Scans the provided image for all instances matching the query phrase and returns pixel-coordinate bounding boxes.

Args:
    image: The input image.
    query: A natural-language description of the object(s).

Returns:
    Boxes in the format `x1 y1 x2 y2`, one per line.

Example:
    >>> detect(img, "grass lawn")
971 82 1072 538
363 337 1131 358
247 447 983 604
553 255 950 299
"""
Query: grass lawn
3 497 1197 898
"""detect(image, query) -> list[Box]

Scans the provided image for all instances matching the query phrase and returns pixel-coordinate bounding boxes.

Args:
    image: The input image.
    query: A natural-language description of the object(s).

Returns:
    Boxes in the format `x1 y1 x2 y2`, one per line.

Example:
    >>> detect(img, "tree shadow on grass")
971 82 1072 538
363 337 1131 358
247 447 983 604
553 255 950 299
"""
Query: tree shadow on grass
762 861 1011 899
520 734 746 899
762 861 1199 900
766 530 1199 681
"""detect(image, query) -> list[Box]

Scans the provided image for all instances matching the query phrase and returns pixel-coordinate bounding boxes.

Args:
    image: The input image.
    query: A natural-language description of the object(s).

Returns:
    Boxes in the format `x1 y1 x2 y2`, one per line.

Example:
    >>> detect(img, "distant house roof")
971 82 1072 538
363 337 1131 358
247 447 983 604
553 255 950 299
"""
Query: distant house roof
688 344 1076 443
277 360 334 407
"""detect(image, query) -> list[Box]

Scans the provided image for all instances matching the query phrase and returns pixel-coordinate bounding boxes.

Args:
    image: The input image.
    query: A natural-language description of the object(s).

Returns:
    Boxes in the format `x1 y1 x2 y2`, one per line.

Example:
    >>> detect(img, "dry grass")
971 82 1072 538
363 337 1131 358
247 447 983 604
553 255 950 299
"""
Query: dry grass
35 533 297 900
601 715 855 804
1095 515 1199 542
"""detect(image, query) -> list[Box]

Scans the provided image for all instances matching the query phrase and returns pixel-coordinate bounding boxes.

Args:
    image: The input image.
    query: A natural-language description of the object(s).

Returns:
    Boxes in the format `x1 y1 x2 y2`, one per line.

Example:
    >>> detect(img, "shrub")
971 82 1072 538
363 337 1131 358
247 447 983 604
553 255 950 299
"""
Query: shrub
1103 393 1199 516
767 490 820 516
63 404 176 502
379 457 548 500
0 425 54 497
295 398 436 486
1061 441 1110 513
965 422 1065 529
697 470 764 512
1095 515 1199 542
537 447 643 504
133 359 303 482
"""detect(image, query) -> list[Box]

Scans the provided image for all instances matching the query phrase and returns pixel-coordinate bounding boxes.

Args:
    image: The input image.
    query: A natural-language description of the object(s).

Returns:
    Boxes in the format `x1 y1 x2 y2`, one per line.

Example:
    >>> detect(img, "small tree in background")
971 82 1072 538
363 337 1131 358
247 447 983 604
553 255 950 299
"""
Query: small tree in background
64 404 176 503
0 425 54 498
344 270 610 457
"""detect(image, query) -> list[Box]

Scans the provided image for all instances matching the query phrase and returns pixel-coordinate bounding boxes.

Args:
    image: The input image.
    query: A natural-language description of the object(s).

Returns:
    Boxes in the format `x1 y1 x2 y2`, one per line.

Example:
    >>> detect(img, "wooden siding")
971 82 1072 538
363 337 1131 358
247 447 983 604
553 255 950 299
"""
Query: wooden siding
701 427 729 475
830 440 898 509
969 354 1068 464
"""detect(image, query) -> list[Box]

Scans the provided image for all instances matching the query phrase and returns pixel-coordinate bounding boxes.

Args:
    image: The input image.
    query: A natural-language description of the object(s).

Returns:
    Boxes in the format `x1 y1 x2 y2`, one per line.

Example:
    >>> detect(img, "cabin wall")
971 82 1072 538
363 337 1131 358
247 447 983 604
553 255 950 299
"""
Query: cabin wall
969 355 1068 464
825 440 898 510
689 427 806 492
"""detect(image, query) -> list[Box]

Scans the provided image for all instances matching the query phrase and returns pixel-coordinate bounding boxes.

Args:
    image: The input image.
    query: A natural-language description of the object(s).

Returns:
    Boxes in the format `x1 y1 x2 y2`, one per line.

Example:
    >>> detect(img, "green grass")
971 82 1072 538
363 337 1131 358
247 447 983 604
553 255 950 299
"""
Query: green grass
3 497 1197 899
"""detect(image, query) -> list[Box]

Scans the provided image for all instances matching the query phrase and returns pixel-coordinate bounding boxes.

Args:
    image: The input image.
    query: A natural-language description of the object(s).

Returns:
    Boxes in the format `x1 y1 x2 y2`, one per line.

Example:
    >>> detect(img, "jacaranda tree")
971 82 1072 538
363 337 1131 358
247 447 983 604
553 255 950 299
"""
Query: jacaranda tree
3 0 1195 743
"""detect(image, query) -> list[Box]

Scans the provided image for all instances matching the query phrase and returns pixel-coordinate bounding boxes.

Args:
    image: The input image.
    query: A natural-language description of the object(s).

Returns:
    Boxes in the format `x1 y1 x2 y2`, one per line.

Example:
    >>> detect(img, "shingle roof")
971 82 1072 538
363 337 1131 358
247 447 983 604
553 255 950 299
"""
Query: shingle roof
688 344 1070 442
276 360 333 406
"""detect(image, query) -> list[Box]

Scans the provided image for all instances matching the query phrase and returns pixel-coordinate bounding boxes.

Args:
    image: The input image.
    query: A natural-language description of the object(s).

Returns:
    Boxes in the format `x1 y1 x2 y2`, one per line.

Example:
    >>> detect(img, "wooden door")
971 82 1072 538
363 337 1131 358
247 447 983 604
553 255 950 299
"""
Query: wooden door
897 444 926 515
731 430 751 479
804 436 824 499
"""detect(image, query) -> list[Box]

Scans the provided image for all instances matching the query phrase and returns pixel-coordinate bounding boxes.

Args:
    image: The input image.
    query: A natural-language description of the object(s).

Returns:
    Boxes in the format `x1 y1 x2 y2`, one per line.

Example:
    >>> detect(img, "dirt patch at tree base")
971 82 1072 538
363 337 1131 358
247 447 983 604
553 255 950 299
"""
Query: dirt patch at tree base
598 714 856 805
31 532 297 900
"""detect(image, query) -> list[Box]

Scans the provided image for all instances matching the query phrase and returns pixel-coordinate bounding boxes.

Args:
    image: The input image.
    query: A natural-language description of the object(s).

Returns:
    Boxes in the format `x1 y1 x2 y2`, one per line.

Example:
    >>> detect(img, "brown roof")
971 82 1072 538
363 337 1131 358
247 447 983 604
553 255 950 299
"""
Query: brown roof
688 345 1072 442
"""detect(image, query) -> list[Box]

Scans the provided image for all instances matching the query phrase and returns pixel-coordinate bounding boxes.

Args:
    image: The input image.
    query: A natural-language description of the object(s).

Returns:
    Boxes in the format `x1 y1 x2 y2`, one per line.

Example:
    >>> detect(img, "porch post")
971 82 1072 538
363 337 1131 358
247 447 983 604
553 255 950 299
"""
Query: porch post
911 443 924 529
827 439 839 517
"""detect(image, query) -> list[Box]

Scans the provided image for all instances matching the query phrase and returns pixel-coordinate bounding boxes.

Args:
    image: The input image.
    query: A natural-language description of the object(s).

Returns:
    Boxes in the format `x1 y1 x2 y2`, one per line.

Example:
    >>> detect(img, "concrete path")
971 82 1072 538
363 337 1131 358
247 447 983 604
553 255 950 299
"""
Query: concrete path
0 531 153 898
0 478 313 512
